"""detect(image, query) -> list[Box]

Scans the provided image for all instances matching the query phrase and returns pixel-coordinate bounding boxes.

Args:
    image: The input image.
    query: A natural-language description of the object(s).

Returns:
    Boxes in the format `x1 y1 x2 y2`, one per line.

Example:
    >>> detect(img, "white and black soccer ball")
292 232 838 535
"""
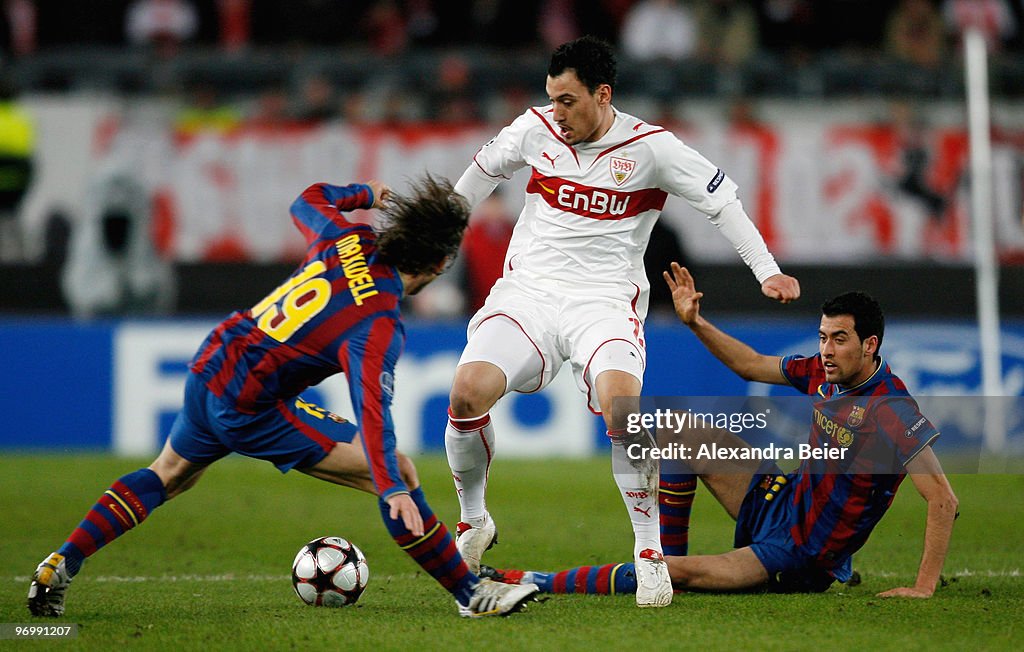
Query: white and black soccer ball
291 536 369 607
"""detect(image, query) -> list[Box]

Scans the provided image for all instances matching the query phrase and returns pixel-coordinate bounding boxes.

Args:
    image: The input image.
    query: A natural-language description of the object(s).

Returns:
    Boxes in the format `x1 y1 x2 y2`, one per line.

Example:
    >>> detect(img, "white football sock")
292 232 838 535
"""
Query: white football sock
609 429 662 557
445 410 495 526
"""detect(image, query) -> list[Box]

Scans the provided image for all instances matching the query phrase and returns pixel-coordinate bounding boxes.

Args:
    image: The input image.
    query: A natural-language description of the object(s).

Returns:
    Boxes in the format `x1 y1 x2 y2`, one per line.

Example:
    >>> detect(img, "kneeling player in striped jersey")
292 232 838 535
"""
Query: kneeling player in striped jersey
27 177 538 619
481 266 958 598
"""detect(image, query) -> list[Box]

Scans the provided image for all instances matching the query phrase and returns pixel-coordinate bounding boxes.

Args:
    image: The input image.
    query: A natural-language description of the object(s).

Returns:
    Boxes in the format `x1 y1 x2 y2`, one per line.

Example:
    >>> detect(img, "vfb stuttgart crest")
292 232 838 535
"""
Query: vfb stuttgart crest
610 157 636 186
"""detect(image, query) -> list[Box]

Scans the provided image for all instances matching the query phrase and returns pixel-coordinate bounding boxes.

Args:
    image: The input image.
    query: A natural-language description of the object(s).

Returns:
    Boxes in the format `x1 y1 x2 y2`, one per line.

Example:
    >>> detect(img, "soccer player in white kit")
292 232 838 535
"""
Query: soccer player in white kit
445 36 801 608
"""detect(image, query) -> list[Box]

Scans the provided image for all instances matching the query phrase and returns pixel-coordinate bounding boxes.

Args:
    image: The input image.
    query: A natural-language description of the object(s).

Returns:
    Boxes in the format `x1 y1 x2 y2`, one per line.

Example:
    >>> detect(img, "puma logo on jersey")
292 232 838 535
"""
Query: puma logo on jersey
633 505 652 518
541 151 561 167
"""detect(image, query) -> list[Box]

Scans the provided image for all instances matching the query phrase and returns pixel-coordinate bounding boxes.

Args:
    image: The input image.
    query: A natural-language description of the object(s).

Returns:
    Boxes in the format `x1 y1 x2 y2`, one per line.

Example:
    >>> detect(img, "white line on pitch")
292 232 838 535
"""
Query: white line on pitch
858 569 1020 578
12 574 288 583
9 569 1021 583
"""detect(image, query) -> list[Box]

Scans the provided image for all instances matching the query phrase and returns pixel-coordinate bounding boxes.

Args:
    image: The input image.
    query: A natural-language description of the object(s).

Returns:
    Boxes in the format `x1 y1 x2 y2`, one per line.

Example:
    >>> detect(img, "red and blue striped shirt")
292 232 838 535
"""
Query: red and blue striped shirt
190 183 409 499
780 353 940 577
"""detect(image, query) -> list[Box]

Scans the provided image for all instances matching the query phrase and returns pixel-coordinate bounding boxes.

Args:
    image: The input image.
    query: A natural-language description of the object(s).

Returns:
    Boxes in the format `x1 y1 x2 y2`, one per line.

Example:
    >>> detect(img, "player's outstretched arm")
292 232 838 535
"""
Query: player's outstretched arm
878 447 958 598
338 319 422 525
703 200 799 304
663 262 787 385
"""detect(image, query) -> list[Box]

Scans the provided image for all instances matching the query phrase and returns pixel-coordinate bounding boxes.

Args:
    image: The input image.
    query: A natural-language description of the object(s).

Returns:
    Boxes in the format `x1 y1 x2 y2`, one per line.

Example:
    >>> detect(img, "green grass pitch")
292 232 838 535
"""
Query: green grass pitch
1 454 1021 650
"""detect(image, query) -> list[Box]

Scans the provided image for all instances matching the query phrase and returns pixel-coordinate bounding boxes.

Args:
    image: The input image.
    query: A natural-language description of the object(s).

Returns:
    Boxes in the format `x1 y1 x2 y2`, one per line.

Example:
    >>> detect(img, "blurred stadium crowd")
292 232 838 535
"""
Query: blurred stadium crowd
7 0 1024 61
2 0 1024 319
3 0 1024 119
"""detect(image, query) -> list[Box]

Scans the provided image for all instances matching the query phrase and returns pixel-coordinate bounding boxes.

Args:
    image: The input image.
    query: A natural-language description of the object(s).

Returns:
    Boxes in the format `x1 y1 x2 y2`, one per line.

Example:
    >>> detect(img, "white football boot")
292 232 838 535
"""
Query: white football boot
455 513 497 574
634 548 673 608
27 552 72 617
458 578 539 618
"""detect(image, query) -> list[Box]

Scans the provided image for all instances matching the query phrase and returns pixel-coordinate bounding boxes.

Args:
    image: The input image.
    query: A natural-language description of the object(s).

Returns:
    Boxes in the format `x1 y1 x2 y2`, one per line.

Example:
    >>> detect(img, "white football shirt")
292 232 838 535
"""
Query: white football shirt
455 106 779 315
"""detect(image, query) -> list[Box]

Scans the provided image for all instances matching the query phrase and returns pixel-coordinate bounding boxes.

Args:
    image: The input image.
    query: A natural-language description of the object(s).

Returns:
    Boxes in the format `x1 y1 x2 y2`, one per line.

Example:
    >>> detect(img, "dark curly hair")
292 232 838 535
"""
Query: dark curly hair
376 175 470 276
822 291 885 352
548 35 617 93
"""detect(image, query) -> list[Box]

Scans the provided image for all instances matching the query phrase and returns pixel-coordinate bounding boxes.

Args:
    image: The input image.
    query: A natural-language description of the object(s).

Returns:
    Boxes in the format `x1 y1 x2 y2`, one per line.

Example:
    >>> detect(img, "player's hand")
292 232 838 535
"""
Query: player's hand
761 273 801 304
386 492 424 537
877 586 934 598
365 180 392 209
663 262 703 326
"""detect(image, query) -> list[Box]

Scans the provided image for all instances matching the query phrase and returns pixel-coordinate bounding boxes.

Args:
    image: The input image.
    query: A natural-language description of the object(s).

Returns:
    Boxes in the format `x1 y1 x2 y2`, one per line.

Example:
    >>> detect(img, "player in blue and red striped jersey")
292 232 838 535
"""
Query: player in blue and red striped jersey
27 176 539 618
482 264 958 597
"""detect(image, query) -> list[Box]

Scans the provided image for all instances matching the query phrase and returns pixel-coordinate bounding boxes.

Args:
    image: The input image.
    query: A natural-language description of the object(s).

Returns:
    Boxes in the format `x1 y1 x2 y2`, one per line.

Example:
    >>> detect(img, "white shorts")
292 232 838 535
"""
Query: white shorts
459 274 647 414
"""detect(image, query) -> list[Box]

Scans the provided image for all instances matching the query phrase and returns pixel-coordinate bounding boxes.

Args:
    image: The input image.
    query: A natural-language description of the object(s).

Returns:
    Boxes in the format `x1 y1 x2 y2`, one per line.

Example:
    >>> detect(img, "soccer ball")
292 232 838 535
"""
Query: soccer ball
291 536 369 607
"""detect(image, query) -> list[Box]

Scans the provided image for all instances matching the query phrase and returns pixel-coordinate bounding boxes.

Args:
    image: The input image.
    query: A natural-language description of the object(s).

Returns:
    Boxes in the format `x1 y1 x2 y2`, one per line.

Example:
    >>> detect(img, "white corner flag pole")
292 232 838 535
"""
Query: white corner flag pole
965 27 1005 454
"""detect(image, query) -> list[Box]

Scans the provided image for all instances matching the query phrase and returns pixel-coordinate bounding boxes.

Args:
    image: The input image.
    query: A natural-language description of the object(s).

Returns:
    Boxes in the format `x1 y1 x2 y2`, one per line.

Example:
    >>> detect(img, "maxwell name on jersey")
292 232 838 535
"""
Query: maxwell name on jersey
335 233 379 305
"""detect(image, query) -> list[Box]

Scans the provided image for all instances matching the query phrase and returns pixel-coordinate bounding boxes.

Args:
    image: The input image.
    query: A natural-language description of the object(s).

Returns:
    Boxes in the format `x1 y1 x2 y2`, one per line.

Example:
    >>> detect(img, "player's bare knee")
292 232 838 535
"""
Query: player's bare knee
594 369 641 431
448 391 477 418
449 367 502 417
